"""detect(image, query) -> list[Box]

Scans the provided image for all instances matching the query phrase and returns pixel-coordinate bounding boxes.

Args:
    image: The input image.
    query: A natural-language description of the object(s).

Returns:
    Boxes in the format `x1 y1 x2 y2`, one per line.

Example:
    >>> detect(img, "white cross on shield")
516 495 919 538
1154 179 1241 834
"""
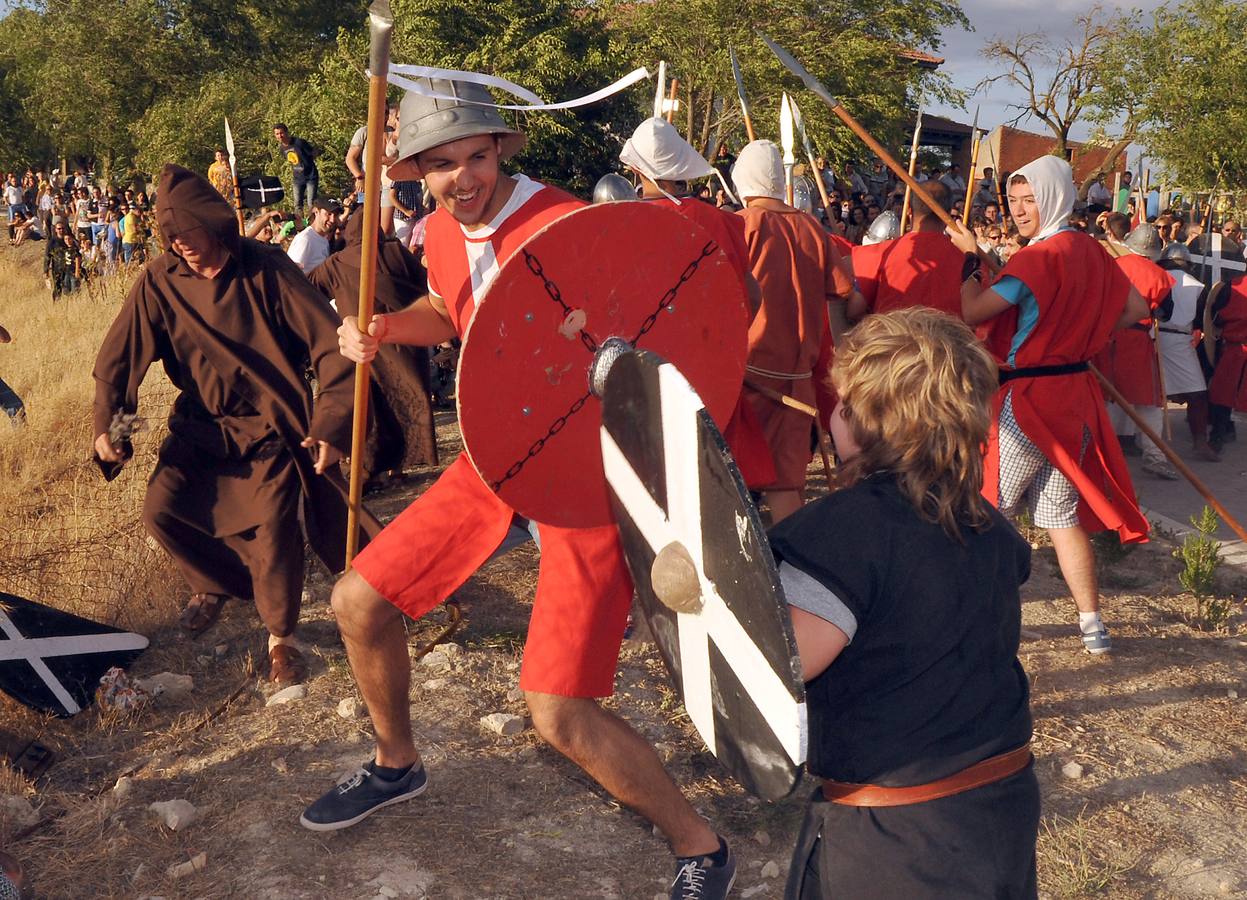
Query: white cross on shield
601 353 806 799
1191 233 1247 285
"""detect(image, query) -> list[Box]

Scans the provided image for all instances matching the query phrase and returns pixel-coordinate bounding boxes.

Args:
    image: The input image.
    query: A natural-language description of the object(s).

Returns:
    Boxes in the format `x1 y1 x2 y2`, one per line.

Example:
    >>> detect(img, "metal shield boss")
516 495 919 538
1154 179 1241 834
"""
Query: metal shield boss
457 202 749 528
600 350 807 801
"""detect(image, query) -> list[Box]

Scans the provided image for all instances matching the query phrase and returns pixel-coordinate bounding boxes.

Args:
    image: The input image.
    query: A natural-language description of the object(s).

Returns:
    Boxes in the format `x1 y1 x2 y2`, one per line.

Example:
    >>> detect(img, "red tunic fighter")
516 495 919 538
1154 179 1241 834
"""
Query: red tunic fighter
303 78 739 900
949 156 1150 656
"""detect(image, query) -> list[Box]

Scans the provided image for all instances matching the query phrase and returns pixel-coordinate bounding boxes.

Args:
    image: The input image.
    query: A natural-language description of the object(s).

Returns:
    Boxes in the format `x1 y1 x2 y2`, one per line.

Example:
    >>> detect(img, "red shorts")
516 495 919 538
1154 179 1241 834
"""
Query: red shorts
352 455 633 698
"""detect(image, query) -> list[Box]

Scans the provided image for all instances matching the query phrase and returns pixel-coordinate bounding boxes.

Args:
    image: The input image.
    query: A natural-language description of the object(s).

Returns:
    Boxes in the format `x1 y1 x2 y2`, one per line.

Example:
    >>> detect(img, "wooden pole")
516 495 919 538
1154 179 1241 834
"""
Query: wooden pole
665 79 679 123
1091 364 1247 543
345 0 394 568
962 130 982 226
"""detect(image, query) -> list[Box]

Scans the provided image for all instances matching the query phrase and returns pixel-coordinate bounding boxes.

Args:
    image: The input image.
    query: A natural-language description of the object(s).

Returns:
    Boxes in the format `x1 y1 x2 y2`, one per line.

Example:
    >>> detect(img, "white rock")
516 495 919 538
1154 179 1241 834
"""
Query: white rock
1228 689 1239 700
422 678 448 691
135 672 194 701
166 852 207 879
761 860 781 879
440 643 462 657
0 794 38 827
113 776 134 800
149 799 199 831
266 684 307 706
754 830 771 847
420 650 451 670
480 712 525 736
271 757 289 775
378 888 398 899
337 697 366 719
1061 761 1085 779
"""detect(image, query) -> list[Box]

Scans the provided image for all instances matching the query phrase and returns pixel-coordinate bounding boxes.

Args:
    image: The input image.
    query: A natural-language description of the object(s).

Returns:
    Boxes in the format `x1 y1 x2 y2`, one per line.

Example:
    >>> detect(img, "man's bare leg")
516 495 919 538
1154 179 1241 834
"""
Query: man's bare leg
526 692 719 858
1048 525 1098 614
331 570 421 769
763 489 803 523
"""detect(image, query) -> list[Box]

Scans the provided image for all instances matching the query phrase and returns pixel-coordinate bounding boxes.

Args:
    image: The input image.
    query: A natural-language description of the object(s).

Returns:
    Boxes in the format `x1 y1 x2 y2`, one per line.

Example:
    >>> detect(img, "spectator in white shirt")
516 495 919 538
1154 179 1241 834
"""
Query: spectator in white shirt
286 198 340 273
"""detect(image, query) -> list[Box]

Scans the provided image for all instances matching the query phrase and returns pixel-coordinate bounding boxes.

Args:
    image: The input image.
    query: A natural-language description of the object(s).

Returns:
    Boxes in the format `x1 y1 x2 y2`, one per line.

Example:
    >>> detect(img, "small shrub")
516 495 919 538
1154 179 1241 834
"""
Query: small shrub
1091 530 1135 568
1174 506 1233 630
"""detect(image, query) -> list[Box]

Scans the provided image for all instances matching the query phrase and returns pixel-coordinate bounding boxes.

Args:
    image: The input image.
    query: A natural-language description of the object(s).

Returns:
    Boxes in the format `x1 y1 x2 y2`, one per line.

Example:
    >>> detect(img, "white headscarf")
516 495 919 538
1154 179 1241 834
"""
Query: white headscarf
1011 155 1076 241
620 117 736 205
731 140 785 203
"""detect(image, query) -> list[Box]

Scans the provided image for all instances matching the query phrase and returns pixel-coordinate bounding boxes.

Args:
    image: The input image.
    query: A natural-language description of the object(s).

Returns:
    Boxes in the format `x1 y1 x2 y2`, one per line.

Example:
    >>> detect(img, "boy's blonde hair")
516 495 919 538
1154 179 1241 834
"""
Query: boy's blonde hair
831 308 998 540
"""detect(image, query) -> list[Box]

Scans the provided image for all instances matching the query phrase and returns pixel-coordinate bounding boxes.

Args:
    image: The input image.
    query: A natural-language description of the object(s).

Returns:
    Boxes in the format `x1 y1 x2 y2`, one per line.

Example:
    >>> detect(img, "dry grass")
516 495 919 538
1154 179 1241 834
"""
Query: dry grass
0 246 180 634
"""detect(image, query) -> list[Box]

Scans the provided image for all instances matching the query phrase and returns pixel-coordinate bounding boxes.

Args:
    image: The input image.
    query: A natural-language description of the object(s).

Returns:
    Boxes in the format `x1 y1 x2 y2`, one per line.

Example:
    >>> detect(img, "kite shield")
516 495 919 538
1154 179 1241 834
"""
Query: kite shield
458 202 748 528
600 350 806 801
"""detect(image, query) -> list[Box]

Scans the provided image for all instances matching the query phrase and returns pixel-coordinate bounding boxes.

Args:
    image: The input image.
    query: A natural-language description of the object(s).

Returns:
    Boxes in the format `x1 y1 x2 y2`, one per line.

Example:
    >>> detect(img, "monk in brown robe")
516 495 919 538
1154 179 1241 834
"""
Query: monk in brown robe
306 208 438 481
92 164 375 684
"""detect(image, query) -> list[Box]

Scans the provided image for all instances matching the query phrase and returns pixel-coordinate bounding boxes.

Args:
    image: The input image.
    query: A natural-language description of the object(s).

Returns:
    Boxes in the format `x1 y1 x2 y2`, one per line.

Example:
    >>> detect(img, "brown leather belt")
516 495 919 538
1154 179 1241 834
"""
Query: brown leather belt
821 743 1032 807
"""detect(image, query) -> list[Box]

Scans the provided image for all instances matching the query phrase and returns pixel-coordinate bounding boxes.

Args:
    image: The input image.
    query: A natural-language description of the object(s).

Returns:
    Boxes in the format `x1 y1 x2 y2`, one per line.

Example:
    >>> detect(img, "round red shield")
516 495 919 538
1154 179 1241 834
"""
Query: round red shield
458 202 748 528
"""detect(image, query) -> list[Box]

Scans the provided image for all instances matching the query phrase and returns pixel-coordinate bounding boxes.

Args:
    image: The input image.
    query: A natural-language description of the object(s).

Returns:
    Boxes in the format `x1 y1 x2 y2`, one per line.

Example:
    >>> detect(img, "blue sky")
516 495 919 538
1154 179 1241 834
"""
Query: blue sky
928 0 1171 142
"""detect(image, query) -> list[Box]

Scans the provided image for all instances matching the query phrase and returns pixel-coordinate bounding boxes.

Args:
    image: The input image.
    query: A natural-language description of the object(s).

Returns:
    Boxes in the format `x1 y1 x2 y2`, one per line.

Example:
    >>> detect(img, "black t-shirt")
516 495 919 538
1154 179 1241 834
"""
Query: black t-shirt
282 137 319 179
770 472 1033 786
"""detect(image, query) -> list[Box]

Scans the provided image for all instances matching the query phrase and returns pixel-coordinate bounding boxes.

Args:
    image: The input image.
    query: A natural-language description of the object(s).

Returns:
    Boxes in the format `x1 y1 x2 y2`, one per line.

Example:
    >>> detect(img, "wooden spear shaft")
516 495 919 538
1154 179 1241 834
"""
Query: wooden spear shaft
900 113 922 232
962 131 982 226
1091 364 1247 543
345 0 393 568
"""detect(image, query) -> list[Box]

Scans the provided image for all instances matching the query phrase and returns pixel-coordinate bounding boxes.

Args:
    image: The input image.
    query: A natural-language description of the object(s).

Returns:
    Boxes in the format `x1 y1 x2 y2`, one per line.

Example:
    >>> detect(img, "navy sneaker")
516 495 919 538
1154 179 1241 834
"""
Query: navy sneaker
1082 626 1112 655
299 761 427 831
670 839 737 900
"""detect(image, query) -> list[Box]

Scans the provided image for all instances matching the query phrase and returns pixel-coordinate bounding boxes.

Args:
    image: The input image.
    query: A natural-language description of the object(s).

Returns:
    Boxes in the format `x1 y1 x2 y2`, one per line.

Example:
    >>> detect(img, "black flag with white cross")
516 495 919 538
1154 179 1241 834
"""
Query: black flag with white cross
600 350 806 801
0 593 148 717
238 174 285 210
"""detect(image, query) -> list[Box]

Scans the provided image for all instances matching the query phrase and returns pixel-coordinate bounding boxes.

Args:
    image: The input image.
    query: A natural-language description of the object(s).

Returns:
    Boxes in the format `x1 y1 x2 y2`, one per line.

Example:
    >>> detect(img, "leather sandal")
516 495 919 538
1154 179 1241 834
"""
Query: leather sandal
178 593 228 637
269 644 308 686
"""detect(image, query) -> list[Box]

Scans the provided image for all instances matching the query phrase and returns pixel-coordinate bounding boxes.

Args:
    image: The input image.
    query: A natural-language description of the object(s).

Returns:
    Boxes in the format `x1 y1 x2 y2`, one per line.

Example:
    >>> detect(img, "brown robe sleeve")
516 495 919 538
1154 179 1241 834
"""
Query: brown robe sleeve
265 255 356 455
92 271 167 438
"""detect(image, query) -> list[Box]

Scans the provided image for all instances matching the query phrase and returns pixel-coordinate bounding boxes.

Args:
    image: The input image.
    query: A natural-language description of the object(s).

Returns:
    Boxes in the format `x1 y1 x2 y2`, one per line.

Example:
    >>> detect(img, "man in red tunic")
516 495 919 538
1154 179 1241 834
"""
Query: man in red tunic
849 181 965 320
303 79 737 900
728 139 857 520
949 156 1149 655
1208 273 1247 421
1092 224 1176 478
620 116 776 492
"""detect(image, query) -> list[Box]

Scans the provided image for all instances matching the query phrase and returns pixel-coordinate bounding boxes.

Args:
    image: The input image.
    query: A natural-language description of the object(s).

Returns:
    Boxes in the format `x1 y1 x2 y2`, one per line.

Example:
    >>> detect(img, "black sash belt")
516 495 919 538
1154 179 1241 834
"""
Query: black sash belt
999 361 1090 384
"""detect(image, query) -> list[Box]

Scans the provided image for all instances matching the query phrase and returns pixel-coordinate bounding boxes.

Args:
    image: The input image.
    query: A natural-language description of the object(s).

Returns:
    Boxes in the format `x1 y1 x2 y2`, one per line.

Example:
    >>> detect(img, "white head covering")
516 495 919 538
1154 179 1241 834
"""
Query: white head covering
1011 155 1076 241
620 117 736 205
731 140 785 202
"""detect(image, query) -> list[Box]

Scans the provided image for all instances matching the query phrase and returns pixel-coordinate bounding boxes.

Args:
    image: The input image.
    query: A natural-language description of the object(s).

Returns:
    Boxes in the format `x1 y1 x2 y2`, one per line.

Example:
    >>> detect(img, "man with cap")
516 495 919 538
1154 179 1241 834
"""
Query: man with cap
948 156 1150 655
287 198 340 273
730 139 857 521
1092 223 1176 476
91 164 372 685
308 79 739 900
847 180 966 321
619 116 776 493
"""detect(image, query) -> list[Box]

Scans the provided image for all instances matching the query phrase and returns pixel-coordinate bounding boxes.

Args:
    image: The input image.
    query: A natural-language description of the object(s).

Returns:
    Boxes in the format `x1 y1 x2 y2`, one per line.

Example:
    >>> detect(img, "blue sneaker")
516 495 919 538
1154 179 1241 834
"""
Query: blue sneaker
1081 627 1112 655
670 839 737 899
299 761 427 831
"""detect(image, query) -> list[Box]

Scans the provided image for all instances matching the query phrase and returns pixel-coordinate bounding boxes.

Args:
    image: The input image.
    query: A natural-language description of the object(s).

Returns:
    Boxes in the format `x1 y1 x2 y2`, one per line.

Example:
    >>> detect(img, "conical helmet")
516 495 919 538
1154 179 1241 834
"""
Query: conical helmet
592 173 636 203
862 210 900 245
1124 224 1162 261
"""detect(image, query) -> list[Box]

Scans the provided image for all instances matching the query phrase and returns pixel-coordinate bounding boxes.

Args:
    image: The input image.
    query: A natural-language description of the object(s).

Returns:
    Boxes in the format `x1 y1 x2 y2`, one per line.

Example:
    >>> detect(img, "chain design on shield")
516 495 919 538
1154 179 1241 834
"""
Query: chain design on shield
490 390 592 491
492 240 719 492
523 250 598 353
630 240 719 344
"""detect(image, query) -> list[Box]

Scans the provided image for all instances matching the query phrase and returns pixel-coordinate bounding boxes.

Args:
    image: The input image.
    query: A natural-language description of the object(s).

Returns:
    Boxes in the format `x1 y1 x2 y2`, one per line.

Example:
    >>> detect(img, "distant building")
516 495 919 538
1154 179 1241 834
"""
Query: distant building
974 126 1126 185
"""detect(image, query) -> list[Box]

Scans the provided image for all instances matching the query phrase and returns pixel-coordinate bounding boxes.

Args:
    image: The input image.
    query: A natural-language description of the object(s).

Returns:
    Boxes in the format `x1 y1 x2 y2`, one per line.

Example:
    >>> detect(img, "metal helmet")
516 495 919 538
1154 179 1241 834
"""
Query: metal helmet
391 78 526 180
592 173 636 204
862 210 900 245
1123 223 1163 261
792 175 816 214
1159 242 1192 265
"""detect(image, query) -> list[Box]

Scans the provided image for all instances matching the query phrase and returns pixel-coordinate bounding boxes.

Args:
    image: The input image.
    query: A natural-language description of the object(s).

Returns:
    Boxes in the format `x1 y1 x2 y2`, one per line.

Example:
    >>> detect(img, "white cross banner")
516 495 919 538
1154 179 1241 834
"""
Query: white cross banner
601 351 807 801
239 175 285 210
0 594 149 717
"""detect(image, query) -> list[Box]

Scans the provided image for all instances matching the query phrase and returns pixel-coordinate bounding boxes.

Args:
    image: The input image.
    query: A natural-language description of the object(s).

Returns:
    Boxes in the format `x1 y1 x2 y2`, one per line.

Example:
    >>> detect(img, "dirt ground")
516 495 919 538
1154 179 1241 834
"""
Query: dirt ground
3 414 1247 900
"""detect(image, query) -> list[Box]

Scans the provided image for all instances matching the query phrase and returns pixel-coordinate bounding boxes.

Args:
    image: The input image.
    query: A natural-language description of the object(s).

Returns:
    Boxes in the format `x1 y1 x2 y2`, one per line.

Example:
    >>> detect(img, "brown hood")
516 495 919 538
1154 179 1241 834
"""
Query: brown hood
156 163 241 257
